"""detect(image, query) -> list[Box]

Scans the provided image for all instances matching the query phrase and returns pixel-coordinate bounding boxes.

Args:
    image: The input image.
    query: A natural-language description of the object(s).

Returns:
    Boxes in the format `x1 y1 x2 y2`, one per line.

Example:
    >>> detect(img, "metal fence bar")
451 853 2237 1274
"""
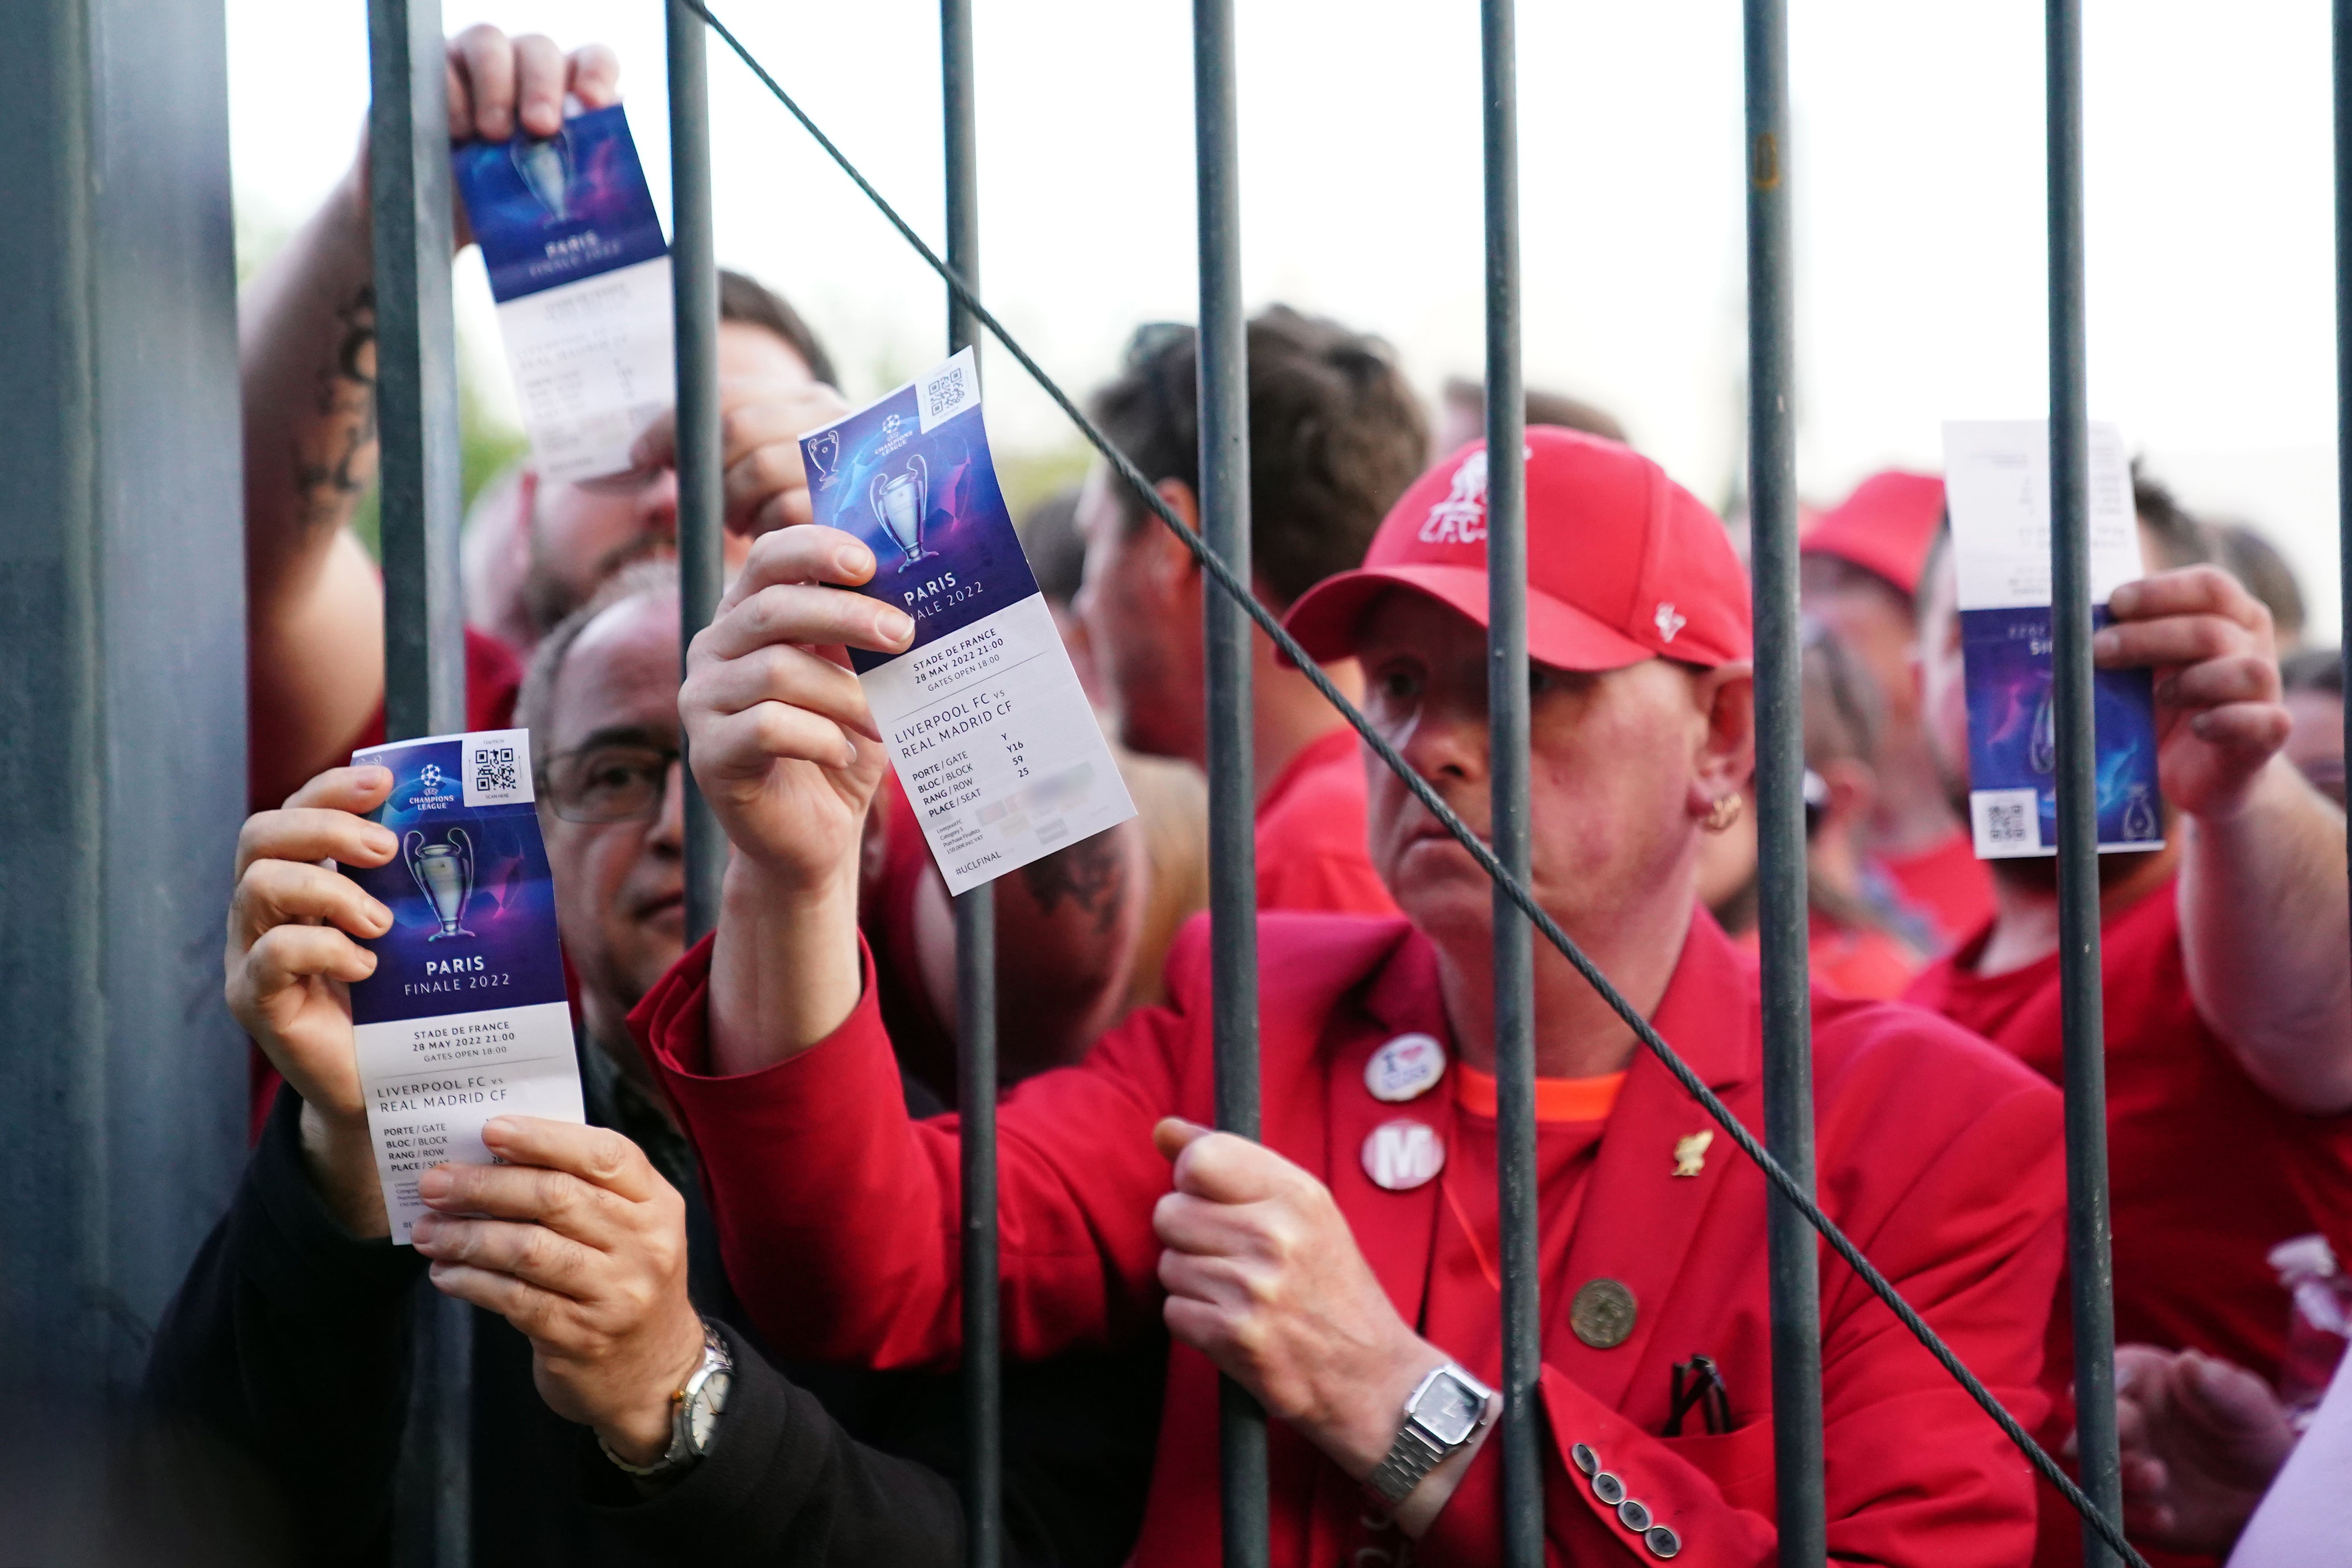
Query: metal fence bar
1191 1 1266 1562
670 0 726 945
1477 3 1540 1561
2338 11 2352 1153
366 0 469 1562
939 4 1001 1564
2044 4 2124 1564
1740 4 1828 1562
678 15 2150 1559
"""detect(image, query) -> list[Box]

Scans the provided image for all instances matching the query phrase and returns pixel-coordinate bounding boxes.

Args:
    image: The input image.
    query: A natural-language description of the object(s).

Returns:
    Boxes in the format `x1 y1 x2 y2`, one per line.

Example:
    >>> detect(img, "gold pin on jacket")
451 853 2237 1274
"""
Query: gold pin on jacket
1672 1130 1713 1178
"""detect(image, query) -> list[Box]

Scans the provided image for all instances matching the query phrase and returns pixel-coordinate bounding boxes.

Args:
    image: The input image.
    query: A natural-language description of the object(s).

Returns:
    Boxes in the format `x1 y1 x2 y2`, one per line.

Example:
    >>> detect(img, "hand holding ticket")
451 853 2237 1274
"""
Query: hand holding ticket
797 349 1136 894
338 729 584 1243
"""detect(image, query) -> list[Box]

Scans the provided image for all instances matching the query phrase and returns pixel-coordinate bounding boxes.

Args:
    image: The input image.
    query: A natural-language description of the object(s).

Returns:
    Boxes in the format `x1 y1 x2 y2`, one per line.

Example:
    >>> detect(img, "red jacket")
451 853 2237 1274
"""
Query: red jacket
632 909 2065 1566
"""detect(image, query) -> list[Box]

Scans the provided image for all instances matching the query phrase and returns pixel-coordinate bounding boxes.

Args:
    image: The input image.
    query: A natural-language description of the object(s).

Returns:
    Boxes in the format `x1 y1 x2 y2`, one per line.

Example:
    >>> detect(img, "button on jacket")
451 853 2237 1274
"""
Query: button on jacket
632 909 2066 1566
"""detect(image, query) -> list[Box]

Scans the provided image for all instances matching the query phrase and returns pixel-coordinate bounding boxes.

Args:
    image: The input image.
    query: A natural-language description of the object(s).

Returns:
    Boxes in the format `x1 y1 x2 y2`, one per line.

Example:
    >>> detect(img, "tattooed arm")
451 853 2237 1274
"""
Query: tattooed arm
909 813 1151 1083
242 170 391 810
242 30 623 809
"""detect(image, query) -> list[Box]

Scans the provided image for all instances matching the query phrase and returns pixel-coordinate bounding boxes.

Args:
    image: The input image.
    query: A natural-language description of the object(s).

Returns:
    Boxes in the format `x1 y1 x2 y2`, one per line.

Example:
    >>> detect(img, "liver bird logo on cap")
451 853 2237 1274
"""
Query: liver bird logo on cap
1655 602 1687 643
1418 450 1490 545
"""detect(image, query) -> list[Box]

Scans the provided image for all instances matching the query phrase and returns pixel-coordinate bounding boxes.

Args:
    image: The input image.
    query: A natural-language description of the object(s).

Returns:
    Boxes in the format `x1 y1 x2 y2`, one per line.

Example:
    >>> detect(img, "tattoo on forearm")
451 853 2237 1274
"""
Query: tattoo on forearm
1020 831 1126 936
289 285 379 531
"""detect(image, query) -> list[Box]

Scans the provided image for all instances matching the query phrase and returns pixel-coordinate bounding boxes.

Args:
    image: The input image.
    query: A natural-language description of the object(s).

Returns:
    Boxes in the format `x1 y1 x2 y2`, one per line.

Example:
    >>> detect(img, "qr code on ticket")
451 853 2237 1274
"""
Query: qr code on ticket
463 732 534 807
918 353 979 432
1971 788 2041 858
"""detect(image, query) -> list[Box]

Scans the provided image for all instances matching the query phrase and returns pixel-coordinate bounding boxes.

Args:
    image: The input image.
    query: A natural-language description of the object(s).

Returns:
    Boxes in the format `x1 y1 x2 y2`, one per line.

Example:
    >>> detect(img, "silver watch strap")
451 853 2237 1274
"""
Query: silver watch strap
1365 1419 1450 1505
599 1321 731 1479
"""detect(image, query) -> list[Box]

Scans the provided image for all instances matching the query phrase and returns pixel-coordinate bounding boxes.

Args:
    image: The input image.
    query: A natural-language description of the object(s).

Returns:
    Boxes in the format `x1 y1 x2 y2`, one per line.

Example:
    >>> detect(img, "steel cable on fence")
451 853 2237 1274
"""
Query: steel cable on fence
679 5 2148 1561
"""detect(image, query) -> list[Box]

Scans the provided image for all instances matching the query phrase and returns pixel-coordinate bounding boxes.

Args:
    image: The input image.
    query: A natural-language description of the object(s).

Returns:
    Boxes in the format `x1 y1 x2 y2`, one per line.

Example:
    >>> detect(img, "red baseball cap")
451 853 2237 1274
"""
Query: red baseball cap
1284 427 1751 671
1799 470 1945 597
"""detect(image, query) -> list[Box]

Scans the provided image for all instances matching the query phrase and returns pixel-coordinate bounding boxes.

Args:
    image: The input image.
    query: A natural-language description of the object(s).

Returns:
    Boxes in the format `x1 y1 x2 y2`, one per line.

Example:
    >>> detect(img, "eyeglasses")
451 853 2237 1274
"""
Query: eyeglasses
539 743 681 824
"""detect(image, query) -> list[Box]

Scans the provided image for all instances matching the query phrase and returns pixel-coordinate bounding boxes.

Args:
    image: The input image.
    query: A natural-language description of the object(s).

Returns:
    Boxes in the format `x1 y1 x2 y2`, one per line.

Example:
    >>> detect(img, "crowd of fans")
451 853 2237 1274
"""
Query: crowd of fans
136 25 2352 1568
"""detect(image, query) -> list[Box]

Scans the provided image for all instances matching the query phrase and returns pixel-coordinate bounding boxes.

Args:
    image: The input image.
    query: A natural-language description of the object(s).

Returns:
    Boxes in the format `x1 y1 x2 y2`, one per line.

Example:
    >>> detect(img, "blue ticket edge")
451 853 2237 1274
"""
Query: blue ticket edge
1960 605 2165 854
452 102 668 304
343 732 570 1027
795 353 1041 675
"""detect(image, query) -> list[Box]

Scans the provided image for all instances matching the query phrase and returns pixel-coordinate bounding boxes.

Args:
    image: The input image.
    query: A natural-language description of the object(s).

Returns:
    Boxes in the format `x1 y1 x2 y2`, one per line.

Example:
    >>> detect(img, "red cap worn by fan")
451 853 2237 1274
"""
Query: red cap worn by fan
1799 469 1945 597
1284 426 1751 671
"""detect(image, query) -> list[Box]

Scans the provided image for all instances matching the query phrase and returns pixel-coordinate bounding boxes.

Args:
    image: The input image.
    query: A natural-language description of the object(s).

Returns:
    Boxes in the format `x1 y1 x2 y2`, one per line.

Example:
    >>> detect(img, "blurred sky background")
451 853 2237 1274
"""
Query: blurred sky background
228 0 2345 639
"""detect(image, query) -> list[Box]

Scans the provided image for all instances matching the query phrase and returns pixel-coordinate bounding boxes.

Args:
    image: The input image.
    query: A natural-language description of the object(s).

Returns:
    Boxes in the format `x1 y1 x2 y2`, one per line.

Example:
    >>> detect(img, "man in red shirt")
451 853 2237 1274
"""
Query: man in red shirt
618 430 2069 1564
1904 515 2352 1568
1072 310 1428 917
238 25 846 811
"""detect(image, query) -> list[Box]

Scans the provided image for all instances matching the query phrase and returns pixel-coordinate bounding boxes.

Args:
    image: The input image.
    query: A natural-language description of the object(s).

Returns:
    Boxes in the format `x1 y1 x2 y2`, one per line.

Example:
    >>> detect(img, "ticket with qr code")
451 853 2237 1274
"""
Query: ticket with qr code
798 347 1137 896
341 729 583 1244
453 103 673 485
1944 420 2164 860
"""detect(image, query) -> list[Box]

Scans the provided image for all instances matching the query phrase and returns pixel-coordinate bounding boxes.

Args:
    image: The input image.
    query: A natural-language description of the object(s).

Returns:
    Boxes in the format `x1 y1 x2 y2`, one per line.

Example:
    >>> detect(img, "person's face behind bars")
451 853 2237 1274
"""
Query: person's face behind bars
1351 588 1754 957
536 591 688 1058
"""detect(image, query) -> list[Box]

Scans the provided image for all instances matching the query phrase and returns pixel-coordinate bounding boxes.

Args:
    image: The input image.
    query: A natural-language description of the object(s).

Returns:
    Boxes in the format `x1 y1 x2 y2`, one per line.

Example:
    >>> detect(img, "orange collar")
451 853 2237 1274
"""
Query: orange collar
1454 1061 1626 1123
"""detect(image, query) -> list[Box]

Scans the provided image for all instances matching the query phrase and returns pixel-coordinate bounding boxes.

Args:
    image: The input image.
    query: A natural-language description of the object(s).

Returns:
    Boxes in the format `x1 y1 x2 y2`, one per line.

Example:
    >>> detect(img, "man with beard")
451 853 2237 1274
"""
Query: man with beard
1905 502 2352 1568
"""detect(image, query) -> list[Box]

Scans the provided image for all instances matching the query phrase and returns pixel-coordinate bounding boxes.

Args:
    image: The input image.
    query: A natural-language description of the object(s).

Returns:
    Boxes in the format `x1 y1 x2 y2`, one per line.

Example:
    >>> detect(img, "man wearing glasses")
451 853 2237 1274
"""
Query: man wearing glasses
150 557 1168 1565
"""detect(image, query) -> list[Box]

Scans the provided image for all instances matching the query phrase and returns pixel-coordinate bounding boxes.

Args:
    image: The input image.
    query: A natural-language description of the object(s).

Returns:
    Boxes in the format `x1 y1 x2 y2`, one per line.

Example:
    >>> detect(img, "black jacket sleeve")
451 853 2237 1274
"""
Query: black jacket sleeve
583 1320 977 1568
141 1086 426 1566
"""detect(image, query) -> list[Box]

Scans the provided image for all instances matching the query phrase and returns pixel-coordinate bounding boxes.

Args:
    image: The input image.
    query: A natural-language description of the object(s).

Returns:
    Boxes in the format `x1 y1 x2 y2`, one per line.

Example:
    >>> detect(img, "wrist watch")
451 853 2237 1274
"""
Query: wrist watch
599 1320 734 1482
1364 1362 1497 1507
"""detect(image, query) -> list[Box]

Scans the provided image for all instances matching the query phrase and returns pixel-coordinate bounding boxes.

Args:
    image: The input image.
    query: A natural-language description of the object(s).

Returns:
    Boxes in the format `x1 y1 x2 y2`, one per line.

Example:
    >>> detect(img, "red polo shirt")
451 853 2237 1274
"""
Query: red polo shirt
1252 728 1397 918
1905 876 2352 1568
632 908 2064 1566
1877 827 1997 954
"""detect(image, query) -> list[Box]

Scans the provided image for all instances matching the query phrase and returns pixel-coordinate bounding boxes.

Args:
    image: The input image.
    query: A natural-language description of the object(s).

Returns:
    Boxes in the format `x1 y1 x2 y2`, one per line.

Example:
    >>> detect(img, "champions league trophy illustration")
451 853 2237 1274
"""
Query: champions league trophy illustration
2121 782 2160 843
513 132 575 221
2029 688 2057 776
405 827 477 941
869 455 933 564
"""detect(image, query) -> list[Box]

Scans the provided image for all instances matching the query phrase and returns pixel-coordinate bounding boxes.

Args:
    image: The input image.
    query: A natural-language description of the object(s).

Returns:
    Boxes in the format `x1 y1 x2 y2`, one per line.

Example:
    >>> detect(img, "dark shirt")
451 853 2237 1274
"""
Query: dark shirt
143 1036 1163 1568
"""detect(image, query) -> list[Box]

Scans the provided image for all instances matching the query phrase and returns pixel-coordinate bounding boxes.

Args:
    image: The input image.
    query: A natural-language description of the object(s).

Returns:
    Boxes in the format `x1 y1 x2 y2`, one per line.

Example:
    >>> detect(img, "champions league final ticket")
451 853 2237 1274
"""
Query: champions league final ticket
342 729 583 1244
1944 419 2164 861
453 102 673 486
801 348 1136 897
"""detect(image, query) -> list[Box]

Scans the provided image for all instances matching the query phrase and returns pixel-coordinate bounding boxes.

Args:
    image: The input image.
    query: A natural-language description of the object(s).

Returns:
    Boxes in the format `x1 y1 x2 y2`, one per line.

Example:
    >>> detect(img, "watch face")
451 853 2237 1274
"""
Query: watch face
688 1369 732 1454
1416 1372 1485 1447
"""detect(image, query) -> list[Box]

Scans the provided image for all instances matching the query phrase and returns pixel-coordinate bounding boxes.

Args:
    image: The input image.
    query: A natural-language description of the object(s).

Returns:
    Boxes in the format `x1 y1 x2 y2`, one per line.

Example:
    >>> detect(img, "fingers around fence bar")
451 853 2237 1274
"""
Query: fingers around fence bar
680 16 2151 1558
1476 4 1541 1563
367 1 470 1563
1739 4 1828 1564
1192 1 1267 1562
2044 4 2125 1564
669 2 726 946
938 4 1002 1565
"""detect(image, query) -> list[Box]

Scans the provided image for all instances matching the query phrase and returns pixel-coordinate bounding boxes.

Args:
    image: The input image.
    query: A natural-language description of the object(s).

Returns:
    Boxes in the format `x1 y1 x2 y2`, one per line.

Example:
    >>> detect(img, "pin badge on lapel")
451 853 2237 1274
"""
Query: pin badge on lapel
1570 1278 1638 1349
1361 1119 1445 1191
1364 1032 1446 1103
1672 1130 1713 1178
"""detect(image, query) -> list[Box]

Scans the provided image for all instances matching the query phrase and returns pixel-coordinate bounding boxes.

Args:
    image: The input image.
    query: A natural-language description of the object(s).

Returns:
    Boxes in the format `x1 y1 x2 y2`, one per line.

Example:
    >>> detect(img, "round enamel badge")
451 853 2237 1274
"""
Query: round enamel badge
1364 1032 1446 1103
1361 1119 1446 1191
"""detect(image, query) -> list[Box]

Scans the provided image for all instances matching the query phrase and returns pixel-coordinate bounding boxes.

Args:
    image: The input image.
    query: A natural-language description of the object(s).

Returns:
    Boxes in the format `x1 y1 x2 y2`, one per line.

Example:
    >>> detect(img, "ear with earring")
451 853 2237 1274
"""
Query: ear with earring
1700 793 1744 834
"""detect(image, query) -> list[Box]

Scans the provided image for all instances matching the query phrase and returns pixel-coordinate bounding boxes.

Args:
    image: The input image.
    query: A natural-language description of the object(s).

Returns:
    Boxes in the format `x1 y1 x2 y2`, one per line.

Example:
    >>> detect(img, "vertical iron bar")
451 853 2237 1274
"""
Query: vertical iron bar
1479 3 1538 1563
2045 4 2123 1564
1741 4 1827 1564
368 1 468 1564
670 2 725 944
1193 1 1265 1563
2334 4 2352 1081
940 4 1000 1566
370 0 463 742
